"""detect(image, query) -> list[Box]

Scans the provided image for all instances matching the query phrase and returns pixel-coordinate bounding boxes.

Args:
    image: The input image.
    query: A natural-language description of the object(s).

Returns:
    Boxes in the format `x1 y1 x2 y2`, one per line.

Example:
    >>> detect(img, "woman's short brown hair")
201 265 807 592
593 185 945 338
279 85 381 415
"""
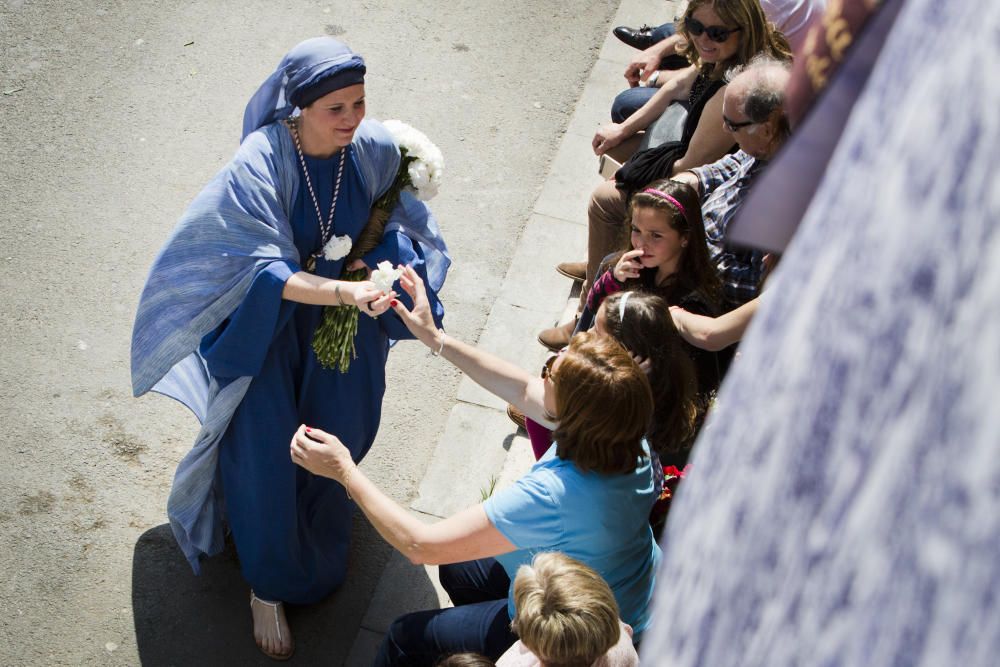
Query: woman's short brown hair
511 552 622 667
551 331 653 475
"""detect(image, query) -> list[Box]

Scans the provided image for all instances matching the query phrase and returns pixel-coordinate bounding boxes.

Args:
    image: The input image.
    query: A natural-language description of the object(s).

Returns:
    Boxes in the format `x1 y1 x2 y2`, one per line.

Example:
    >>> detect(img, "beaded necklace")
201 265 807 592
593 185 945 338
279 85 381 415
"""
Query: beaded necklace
286 117 346 271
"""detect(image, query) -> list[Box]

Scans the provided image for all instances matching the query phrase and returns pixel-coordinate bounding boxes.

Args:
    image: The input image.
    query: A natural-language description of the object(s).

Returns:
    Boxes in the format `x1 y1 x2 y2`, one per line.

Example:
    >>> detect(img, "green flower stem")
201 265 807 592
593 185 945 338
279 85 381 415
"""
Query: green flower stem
312 268 367 371
310 149 419 373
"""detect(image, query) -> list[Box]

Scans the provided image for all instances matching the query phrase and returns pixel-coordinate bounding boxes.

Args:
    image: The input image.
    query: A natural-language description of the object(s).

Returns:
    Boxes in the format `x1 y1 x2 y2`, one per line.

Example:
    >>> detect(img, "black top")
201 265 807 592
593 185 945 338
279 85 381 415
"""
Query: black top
615 72 733 193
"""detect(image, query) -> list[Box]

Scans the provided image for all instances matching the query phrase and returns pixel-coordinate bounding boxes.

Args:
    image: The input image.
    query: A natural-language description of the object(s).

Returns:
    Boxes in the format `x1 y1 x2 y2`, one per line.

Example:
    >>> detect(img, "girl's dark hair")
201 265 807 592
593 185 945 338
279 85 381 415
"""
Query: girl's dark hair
620 179 723 308
602 292 699 456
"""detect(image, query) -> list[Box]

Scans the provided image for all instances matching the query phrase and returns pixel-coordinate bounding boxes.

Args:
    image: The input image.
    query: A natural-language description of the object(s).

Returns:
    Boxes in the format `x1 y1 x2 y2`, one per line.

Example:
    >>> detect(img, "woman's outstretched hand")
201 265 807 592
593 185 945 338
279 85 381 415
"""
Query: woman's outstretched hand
345 280 396 318
290 425 355 484
390 265 441 349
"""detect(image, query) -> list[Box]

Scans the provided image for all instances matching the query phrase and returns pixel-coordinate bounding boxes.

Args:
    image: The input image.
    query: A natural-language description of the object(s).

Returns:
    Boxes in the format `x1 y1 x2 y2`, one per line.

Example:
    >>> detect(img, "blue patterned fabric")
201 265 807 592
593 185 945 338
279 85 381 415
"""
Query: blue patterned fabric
641 1 1000 664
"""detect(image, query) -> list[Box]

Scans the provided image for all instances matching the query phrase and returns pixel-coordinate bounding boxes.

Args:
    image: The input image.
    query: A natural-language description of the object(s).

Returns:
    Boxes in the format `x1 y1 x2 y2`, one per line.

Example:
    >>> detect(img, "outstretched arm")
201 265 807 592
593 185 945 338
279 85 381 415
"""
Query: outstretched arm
290 426 516 565
670 297 759 351
390 266 556 428
593 66 698 156
282 271 394 315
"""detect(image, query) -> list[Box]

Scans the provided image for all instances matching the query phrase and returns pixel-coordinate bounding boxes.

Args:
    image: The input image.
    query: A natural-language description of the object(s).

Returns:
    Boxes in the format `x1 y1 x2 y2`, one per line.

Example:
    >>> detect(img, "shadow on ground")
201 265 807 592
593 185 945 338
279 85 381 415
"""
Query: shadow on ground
132 517 437 666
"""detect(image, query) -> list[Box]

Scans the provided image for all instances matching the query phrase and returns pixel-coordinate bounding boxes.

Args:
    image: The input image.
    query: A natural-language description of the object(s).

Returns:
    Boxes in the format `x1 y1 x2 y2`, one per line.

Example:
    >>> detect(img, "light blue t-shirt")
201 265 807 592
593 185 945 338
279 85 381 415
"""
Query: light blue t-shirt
483 441 661 640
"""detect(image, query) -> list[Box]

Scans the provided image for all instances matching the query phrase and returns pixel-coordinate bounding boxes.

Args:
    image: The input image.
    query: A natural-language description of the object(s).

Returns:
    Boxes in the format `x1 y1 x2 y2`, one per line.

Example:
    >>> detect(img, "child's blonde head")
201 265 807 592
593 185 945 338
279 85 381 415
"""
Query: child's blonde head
511 552 621 667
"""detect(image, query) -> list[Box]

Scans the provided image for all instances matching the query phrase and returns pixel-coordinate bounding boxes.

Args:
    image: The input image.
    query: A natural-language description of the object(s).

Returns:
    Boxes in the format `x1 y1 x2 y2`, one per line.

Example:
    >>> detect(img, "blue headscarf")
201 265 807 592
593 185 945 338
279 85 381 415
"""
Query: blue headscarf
242 37 366 141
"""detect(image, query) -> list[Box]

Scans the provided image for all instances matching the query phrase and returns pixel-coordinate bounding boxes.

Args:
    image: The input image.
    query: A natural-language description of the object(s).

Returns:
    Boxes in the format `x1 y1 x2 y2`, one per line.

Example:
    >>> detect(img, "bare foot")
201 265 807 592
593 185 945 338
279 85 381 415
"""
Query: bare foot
250 591 294 660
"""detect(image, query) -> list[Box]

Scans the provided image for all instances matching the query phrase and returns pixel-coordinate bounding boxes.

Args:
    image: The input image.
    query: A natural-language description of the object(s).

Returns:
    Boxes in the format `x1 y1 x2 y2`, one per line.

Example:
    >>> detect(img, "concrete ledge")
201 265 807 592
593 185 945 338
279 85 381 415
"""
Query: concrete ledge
532 136 603 225
410 402 518 518
498 214 588 313
349 1 685 661
455 301 559 411
360 550 451 634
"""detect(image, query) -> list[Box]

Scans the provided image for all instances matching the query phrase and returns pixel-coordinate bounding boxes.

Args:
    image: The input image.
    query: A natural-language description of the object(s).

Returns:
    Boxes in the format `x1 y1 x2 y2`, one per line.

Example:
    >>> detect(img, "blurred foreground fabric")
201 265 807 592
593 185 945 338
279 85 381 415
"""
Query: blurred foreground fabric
642 0 1000 664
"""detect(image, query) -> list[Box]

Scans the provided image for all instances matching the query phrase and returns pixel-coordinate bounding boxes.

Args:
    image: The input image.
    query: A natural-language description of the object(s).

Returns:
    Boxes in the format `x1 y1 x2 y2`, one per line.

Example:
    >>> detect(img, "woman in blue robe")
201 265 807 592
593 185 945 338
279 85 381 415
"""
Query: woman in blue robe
130 37 449 660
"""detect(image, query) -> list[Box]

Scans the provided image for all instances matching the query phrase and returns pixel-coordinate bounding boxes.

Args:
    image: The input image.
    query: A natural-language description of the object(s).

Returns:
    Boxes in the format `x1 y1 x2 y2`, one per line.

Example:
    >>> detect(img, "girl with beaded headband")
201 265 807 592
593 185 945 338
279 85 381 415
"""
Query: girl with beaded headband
131 37 450 660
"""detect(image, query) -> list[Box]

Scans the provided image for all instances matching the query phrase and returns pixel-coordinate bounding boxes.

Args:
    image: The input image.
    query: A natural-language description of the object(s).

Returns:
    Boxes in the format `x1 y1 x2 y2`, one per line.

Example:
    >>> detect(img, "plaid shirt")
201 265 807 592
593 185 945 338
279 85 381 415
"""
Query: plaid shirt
692 150 767 307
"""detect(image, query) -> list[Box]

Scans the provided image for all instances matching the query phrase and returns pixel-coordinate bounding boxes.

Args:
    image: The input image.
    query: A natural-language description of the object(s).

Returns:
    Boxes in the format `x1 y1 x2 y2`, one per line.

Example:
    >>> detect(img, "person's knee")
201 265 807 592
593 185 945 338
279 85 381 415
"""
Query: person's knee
611 93 633 123
378 611 430 666
588 180 625 229
611 88 655 123
438 562 462 595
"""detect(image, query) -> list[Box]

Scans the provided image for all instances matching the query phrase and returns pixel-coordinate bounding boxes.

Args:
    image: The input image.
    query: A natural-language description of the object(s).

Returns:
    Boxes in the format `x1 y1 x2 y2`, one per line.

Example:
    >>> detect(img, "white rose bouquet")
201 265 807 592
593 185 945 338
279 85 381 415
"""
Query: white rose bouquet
311 121 444 372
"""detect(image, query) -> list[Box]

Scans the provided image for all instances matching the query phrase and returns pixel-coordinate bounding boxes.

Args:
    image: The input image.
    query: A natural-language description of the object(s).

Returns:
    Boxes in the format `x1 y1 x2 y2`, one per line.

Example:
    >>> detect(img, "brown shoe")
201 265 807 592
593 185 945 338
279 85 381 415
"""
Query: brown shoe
556 261 586 282
537 317 577 352
506 404 526 430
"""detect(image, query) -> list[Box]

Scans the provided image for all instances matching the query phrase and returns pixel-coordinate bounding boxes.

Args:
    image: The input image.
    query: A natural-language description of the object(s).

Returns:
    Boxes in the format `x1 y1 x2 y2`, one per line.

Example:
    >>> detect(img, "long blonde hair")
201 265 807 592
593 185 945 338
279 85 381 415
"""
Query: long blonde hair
679 0 793 79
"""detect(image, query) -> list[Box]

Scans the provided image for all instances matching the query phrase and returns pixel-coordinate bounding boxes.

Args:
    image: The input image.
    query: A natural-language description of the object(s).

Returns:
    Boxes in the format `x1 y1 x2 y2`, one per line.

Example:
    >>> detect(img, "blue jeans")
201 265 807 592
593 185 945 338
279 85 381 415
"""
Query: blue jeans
650 21 676 43
374 558 518 666
611 23 689 122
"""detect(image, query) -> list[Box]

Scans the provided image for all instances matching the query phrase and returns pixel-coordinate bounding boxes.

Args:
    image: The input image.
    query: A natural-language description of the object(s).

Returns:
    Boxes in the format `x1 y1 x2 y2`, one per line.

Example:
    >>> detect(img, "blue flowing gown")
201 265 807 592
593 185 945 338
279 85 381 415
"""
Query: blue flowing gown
198 144 442 604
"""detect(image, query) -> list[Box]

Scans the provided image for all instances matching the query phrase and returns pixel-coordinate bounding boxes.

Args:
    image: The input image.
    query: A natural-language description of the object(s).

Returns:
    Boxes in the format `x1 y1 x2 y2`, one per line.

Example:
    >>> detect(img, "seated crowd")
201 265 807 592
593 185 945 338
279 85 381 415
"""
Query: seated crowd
292 0 819 663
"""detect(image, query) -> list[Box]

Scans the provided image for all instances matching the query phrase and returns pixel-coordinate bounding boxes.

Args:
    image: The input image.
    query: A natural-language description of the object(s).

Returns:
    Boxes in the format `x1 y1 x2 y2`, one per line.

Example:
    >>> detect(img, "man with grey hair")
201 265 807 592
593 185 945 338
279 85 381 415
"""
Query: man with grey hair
674 56 792 307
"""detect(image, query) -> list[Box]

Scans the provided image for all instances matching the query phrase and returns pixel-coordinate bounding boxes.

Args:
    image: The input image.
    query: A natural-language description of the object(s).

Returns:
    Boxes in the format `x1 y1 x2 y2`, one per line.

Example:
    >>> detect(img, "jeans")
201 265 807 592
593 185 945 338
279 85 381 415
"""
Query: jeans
611 23 690 122
374 558 518 666
650 22 675 43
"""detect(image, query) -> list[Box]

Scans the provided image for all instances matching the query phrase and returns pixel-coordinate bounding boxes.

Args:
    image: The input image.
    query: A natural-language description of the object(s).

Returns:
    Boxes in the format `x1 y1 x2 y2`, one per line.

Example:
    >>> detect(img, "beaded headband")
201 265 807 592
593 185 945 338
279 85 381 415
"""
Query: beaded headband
641 188 687 219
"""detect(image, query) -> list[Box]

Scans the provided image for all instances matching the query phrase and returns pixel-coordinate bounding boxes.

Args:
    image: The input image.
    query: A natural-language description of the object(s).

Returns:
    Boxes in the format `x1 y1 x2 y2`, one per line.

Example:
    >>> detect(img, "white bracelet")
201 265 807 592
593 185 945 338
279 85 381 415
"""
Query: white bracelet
343 464 355 500
430 330 446 357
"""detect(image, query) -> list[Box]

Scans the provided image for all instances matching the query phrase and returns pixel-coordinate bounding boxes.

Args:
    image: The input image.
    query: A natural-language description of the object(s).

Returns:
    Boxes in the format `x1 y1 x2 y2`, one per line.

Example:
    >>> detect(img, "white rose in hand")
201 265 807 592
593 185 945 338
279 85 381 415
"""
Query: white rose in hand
371 261 404 294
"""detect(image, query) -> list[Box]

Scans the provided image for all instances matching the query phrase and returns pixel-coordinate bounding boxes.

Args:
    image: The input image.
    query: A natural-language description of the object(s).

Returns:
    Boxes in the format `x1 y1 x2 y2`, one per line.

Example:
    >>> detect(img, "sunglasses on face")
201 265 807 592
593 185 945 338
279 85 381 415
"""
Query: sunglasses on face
686 17 742 43
541 353 559 381
723 115 758 132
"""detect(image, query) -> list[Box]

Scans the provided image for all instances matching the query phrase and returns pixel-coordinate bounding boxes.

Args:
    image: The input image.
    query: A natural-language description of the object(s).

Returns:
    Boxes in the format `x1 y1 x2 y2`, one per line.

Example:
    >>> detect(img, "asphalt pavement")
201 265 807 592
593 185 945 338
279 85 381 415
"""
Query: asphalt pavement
0 0 676 664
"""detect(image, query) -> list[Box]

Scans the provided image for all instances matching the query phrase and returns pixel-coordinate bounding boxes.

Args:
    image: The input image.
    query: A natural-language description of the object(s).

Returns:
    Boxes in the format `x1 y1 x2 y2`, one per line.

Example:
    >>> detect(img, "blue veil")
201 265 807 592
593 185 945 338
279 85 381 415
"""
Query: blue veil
242 36 366 141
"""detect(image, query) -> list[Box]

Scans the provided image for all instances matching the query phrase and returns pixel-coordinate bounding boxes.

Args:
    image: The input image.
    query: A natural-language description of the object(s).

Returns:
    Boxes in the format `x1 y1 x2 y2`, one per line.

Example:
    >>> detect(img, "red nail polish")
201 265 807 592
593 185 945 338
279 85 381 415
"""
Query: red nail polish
391 300 398 307
305 427 311 432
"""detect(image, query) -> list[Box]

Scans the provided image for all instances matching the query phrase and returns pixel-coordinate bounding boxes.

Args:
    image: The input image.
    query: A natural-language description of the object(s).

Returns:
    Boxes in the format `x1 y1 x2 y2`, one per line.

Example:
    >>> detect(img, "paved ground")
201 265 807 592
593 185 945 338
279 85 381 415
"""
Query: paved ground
0 0 678 664
0 1 612 664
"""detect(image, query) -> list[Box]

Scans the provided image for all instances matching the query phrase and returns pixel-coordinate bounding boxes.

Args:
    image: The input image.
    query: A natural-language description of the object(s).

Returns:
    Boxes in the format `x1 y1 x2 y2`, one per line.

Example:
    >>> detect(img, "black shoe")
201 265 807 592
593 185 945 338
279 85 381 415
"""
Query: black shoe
613 25 658 51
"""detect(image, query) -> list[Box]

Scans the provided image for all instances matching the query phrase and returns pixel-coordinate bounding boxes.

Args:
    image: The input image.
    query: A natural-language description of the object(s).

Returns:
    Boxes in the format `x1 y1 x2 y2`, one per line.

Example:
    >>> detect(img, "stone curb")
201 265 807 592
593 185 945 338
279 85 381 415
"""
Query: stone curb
346 1 683 663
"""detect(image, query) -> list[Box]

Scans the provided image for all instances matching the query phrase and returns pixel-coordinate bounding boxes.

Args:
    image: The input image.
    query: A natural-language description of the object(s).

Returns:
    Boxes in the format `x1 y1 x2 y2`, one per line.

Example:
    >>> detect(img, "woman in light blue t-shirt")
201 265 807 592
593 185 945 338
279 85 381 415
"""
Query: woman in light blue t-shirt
290 266 661 665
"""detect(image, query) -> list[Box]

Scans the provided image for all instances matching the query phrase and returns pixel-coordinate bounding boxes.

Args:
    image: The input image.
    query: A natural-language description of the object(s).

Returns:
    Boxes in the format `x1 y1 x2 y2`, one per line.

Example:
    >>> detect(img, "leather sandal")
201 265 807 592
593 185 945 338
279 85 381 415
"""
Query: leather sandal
250 590 294 661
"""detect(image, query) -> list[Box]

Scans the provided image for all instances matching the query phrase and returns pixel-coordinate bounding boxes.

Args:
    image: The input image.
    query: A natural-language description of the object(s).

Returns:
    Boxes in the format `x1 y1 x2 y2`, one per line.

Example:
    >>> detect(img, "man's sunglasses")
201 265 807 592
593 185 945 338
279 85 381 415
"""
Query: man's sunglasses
686 17 742 43
723 115 758 132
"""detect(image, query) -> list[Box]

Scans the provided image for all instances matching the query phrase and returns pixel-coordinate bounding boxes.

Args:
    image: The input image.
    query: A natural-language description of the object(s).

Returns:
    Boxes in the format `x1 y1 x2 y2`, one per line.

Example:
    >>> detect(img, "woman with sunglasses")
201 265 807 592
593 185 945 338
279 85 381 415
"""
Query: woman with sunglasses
541 0 790 350
290 266 660 665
